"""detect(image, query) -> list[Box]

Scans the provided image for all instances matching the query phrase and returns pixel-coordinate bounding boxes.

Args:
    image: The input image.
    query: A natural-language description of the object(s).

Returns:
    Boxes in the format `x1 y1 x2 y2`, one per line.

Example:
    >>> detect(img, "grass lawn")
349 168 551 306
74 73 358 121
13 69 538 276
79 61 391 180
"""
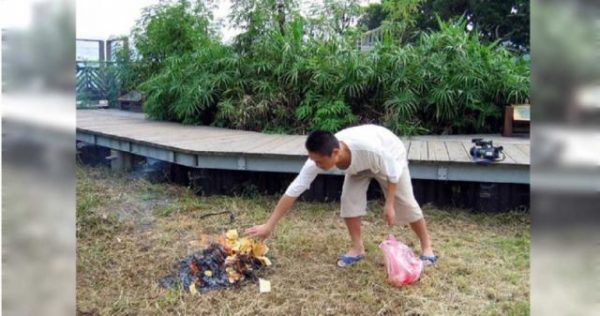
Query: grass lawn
76 165 530 316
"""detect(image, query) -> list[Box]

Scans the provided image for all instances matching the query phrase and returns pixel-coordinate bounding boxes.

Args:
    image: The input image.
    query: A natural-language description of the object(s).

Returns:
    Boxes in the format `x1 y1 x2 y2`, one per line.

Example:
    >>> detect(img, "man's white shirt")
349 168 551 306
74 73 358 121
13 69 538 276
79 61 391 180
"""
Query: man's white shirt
284 125 408 197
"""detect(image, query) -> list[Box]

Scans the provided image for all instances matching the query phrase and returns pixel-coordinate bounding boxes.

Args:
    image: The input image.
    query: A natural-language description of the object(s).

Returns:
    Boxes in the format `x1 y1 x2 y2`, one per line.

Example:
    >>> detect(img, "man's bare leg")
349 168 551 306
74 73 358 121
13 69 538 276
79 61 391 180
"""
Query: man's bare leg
343 216 365 256
409 218 435 257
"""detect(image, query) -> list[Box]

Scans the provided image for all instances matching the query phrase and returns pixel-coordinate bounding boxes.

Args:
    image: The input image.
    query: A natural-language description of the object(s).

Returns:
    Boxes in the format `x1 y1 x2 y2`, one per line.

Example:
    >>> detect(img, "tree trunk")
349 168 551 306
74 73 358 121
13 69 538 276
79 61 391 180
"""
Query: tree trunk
277 1 285 36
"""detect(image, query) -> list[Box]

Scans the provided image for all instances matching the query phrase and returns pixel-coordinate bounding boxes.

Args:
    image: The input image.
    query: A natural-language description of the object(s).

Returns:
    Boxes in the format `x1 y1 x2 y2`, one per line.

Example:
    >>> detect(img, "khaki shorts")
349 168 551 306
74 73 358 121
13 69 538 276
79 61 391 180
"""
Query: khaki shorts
340 165 423 225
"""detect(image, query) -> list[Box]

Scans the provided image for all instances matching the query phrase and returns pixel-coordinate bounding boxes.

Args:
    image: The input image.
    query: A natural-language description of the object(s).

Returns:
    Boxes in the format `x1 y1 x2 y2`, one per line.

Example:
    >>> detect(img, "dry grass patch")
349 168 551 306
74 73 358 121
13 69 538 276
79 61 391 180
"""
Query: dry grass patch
77 166 529 315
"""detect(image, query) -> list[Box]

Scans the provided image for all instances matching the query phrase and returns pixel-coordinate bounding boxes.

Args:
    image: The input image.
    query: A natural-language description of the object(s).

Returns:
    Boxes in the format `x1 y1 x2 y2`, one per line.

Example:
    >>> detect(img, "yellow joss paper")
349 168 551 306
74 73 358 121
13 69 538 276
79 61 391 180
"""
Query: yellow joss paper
252 242 269 257
225 229 238 241
238 238 253 254
225 255 237 265
226 267 242 283
256 256 272 266
189 283 197 295
259 278 271 293
224 229 240 251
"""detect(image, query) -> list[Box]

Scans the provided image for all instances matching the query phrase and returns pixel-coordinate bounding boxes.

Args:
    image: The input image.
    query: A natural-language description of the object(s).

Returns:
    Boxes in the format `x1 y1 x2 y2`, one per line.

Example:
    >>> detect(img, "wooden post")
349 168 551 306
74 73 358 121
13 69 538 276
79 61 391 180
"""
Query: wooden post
503 105 513 137
108 150 132 171
98 41 105 62
106 40 113 61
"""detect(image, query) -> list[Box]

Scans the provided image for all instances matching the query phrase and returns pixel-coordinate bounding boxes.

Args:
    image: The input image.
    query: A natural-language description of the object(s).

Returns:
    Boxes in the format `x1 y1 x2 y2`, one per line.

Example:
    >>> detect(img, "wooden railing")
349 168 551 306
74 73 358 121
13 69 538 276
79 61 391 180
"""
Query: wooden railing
76 38 130 106
76 61 120 106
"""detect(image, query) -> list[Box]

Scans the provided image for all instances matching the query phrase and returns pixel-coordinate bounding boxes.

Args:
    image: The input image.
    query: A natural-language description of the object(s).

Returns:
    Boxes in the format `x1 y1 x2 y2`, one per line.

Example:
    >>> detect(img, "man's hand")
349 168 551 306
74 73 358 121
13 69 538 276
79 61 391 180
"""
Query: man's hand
245 223 274 240
383 203 395 227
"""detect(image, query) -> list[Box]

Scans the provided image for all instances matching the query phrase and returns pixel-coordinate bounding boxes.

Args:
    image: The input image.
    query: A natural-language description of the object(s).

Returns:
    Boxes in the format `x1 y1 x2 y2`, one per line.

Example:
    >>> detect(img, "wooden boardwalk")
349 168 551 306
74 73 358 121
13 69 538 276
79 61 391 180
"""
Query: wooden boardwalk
77 110 308 156
405 135 529 165
77 109 530 183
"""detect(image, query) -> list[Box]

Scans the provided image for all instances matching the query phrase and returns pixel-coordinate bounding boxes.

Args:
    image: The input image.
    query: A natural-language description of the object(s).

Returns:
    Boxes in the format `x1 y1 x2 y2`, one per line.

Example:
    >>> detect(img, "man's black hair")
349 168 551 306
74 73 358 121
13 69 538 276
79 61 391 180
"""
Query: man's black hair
305 130 339 156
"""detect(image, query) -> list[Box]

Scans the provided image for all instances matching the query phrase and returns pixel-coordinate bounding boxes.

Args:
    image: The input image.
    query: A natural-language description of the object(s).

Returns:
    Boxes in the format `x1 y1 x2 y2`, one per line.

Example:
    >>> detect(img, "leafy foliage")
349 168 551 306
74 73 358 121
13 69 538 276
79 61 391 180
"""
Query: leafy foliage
358 3 389 30
140 42 237 124
131 0 214 81
124 0 529 135
360 1 530 52
416 0 530 52
377 18 530 133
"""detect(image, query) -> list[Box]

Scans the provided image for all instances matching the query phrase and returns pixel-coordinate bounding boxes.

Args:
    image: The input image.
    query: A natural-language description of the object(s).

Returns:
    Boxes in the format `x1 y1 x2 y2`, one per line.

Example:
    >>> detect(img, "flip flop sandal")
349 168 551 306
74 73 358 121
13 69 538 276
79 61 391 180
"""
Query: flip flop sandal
419 255 438 266
337 254 365 267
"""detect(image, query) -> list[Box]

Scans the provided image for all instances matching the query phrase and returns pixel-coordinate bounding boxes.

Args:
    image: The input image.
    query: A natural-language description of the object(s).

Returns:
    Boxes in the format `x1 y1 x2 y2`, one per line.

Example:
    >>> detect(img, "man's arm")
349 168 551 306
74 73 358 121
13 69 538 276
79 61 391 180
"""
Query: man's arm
245 159 319 239
373 150 402 226
266 194 297 229
383 181 397 226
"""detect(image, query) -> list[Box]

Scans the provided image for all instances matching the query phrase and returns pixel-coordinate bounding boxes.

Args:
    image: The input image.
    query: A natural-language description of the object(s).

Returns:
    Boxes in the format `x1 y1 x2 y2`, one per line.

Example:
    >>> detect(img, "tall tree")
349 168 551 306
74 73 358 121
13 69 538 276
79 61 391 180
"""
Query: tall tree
358 0 530 51
131 0 214 76
229 0 299 53
305 0 363 40
416 0 530 51
358 3 389 30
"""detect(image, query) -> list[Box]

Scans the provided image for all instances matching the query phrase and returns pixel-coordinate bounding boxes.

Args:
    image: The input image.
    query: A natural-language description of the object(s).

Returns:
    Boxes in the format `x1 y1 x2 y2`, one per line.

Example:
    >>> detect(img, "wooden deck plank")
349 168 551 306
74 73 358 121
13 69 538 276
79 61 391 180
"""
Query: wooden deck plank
78 117 144 127
174 134 271 152
412 134 529 144
408 140 427 160
190 134 282 154
427 140 450 161
246 135 298 154
78 109 145 120
82 120 255 145
446 141 471 162
146 131 245 147
268 136 307 156
78 111 142 119
239 135 300 154
79 126 207 143
502 144 530 164
407 140 419 160
515 143 530 157
80 122 170 134
76 110 529 164
166 130 247 144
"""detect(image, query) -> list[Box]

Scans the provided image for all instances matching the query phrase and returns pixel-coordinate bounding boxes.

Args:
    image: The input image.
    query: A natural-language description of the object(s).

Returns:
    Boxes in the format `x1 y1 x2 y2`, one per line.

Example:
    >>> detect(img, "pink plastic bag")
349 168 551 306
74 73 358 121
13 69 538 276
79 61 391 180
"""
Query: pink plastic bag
379 234 423 287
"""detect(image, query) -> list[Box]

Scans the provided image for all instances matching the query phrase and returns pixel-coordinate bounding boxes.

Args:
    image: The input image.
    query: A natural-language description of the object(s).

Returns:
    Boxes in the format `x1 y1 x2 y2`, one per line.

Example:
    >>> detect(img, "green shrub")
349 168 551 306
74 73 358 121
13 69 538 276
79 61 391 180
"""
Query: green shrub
140 43 238 124
373 18 530 134
127 1 529 136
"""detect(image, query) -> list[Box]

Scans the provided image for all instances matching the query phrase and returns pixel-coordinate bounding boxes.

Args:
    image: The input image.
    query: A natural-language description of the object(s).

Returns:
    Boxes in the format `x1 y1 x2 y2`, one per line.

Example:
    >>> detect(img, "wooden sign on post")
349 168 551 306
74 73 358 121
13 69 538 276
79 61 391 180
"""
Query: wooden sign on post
503 104 530 137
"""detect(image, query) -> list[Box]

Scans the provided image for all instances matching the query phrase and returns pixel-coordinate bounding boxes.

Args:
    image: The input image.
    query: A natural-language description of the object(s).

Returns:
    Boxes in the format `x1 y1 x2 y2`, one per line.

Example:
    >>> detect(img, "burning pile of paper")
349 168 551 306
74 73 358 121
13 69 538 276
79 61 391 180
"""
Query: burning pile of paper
159 229 271 294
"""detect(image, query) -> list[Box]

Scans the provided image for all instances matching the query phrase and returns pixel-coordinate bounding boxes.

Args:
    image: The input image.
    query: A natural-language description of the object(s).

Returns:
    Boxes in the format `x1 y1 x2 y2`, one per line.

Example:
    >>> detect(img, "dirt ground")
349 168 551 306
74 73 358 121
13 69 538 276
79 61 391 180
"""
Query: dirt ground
76 165 529 315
